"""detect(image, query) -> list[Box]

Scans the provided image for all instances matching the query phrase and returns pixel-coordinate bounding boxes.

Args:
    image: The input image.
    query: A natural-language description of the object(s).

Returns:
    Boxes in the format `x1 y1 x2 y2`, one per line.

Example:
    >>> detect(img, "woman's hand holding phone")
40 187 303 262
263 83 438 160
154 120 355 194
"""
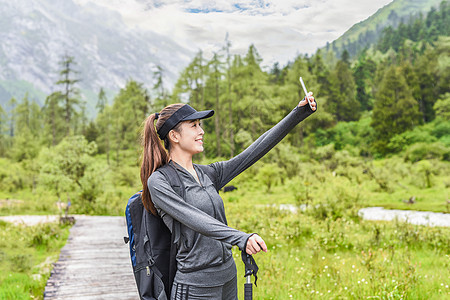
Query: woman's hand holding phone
298 77 316 111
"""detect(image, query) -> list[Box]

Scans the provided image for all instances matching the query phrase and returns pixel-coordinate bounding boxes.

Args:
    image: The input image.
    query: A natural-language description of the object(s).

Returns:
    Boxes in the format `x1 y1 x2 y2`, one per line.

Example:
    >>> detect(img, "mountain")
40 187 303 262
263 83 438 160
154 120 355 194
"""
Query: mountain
0 0 193 116
324 0 444 57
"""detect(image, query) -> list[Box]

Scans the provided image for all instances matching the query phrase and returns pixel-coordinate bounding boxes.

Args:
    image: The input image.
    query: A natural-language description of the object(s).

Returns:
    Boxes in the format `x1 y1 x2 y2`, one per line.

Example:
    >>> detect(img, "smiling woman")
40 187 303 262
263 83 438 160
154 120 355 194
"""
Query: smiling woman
140 99 316 299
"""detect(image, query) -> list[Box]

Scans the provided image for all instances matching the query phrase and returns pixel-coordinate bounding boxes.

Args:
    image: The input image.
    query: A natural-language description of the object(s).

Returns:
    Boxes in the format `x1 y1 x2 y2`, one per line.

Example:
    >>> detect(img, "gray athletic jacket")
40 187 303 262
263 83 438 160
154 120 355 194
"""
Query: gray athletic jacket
148 103 315 287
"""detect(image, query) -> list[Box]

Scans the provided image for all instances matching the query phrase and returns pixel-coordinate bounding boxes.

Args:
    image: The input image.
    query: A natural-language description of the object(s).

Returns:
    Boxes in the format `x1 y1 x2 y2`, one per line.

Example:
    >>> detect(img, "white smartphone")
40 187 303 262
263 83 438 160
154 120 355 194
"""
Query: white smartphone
299 77 314 110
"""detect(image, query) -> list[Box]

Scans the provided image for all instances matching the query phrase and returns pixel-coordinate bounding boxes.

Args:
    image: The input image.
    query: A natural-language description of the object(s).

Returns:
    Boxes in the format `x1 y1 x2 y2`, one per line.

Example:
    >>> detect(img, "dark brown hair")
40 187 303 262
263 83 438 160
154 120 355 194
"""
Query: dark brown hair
140 103 185 215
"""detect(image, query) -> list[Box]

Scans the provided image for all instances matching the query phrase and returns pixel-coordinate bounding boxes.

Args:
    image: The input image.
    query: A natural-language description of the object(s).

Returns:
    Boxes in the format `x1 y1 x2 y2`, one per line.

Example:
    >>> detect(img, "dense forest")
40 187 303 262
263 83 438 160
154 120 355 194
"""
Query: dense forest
0 1 448 213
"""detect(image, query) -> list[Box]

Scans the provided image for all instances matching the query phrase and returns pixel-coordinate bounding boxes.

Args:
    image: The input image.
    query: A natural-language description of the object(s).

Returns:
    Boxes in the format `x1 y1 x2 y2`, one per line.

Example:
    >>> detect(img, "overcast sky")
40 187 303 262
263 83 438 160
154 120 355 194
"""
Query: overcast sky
76 0 394 67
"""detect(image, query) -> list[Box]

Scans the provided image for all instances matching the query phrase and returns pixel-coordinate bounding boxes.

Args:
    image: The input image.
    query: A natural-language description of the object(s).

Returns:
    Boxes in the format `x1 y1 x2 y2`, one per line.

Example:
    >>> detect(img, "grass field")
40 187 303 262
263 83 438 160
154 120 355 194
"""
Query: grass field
227 203 449 299
0 221 70 300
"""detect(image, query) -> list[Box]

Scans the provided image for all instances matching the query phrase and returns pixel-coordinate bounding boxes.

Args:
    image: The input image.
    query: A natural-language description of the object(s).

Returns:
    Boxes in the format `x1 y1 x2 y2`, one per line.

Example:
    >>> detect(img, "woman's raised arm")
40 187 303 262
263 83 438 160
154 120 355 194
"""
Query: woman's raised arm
208 97 316 190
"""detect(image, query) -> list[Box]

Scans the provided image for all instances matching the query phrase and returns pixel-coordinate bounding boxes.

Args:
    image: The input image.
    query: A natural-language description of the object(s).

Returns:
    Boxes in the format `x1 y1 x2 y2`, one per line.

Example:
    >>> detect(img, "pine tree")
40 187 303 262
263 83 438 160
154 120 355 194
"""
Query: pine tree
0 104 8 156
15 94 31 135
328 50 360 121
7 97 17 137
110 80 149 165
353 51 376 111
206 52 224 157
95 105 112 165
11 94 42 162
77 102 88 137
84 120 98 143
94 87 110 163
311 49 331 97
411 38 449 123
56 54 81 135
42 92 66 146
378 26 395 53
172 51 206 110
280 54 316 146
371 65 421 154
223 34 235 157
401 61 421 110
270 62 282 84
242 45 270 139
153 65 169 109
97 88 107 114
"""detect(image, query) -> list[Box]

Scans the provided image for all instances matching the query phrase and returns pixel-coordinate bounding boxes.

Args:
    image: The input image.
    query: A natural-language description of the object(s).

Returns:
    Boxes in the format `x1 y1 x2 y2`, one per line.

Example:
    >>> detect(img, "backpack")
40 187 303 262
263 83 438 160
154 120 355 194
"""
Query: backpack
124 163 218 300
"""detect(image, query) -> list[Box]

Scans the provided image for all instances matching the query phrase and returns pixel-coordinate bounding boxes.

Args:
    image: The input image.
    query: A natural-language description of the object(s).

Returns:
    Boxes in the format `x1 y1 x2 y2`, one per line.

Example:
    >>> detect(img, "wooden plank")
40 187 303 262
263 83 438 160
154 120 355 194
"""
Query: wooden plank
44 215 139 300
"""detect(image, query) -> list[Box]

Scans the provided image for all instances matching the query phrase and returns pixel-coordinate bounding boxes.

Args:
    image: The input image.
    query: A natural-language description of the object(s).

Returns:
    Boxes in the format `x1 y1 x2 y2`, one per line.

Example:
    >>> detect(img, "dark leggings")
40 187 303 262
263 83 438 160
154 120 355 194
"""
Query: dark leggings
170 276 238 300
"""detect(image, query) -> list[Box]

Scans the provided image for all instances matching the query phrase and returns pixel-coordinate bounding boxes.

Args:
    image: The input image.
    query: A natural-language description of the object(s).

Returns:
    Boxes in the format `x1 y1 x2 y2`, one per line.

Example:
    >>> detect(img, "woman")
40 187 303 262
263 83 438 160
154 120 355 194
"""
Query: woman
141 94 316 299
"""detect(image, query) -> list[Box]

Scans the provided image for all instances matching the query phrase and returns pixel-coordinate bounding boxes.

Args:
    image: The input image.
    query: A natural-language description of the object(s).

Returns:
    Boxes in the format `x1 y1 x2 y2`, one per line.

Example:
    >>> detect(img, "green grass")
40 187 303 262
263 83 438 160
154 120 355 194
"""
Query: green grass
0 220 70 300
227 205 450 299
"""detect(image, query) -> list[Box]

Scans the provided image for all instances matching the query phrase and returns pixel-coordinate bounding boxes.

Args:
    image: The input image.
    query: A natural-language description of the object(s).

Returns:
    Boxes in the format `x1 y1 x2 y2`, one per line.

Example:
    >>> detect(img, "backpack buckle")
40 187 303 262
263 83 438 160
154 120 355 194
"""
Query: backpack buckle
148 257 155 266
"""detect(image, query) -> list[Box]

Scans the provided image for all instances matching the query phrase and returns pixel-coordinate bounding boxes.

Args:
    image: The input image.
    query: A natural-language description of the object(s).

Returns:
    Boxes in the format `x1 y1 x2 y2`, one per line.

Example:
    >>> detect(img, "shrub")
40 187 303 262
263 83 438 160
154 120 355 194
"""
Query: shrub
431 119 450 139
388 127 438 153
413 160 441 188
268 143 303 179
11 253 33 272
324 114 375 154
314 144 335 162
79 165 105 202
111 165 139 187
0 159 27 192
257 163 285 192
433 93 450 120
404 142 449 162
28 223 65 249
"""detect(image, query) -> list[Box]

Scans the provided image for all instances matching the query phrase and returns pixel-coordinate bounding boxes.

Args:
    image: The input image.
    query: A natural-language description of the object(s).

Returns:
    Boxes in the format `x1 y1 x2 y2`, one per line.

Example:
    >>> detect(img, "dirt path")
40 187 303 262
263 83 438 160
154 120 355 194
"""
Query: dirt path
42 215 138 300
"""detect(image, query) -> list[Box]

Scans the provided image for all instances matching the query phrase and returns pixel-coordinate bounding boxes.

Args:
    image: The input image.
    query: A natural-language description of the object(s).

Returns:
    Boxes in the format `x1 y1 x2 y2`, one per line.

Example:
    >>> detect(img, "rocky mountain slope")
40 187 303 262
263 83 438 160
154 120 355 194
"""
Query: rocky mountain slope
0 0 192 114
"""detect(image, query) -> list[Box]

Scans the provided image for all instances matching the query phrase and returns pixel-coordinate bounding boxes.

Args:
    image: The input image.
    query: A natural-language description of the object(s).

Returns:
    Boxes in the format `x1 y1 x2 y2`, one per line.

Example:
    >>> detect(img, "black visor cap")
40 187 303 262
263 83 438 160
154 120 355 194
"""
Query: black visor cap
157 105 214 140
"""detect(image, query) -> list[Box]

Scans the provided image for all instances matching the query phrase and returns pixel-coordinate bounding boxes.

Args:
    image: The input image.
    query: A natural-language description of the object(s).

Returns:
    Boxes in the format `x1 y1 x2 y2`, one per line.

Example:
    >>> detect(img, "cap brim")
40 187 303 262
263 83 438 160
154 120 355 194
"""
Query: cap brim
181 109 214 121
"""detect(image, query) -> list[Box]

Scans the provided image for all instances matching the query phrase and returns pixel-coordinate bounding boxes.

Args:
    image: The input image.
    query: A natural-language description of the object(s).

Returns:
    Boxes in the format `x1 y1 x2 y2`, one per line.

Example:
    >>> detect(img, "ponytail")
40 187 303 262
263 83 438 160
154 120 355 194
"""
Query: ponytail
140 103 184 215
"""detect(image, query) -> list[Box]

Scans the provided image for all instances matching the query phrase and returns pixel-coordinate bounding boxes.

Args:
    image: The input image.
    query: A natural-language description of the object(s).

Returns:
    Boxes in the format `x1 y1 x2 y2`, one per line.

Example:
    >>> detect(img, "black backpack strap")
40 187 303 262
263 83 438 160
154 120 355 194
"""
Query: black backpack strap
157 163 185 247
158 163 186 199
156 163 186 297
142 211 164 279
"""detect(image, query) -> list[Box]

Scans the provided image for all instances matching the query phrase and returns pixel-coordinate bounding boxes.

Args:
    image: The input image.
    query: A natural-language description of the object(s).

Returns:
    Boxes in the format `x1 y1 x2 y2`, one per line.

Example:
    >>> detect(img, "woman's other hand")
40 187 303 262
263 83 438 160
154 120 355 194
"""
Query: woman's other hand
298 91 316 111
246 234 268 255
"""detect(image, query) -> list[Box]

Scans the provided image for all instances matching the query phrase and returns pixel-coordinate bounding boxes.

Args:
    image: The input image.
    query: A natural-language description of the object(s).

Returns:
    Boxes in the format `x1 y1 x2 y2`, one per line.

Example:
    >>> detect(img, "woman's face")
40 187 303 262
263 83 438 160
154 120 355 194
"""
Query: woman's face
171 119 205 155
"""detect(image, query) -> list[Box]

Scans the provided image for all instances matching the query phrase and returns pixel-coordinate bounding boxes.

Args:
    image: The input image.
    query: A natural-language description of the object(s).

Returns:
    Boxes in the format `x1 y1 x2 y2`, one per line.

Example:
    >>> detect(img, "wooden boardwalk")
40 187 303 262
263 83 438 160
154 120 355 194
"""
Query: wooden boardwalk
44 216 139 300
